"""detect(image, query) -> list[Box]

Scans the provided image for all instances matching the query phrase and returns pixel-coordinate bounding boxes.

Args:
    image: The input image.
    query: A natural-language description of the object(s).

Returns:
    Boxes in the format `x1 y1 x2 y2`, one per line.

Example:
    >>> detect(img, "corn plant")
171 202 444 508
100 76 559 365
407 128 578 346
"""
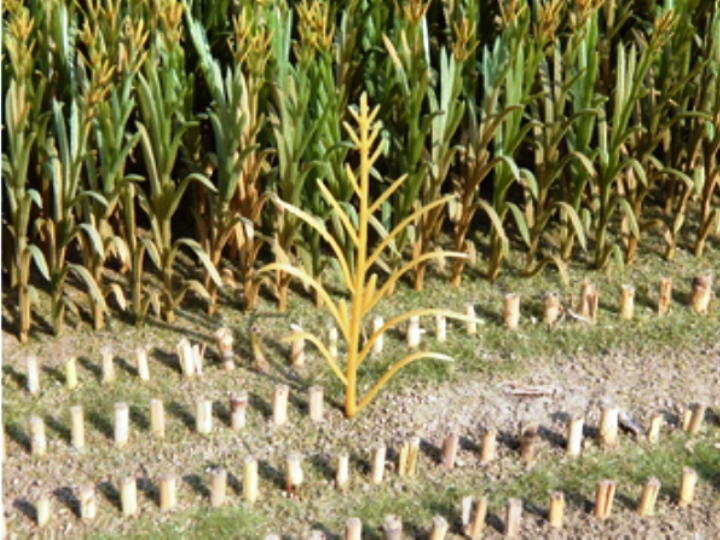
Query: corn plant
43 98 108 336
187 11 271 313
379 0 435 274
591 14 675 270
2 5 51 343
484 3 540 282
691 6 720 257
449 6 535 286
76 12 147 330
260 94 468 419
266 1 333 311
619 5 702 265
291 0 360 303
559 0 604 261
523 7 596 276
412 44 466 291
134 34 222 323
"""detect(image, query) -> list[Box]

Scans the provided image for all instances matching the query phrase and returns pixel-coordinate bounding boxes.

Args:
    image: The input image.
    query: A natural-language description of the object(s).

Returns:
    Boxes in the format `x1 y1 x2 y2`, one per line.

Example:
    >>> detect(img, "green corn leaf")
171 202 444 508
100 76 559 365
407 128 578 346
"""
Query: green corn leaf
174 280 213 308
554 202 588 251
139 237 160 270
648 156 695 191
624 158 648 187
27 188 43 209
506 202 530 247
471 199 509 245
614 197 640 238
67 263 107 309
77 223 105 259
519 168 539 200
26 245 50 281
580 207 593 233
174 238 223 287
75 189 109 209
105 235 130 267
106 283 127 311
610 244 625 272
167 172 217 219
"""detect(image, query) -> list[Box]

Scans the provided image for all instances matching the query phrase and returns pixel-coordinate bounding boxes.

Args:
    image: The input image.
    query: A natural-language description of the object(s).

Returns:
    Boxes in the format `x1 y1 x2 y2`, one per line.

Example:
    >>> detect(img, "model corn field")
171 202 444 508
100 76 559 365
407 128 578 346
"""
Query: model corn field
2 0 719 538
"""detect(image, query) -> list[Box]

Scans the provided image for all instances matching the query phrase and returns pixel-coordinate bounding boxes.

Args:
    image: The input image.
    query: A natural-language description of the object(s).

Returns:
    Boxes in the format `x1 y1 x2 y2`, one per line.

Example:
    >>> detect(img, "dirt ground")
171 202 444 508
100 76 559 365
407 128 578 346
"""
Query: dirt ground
2 307 720 538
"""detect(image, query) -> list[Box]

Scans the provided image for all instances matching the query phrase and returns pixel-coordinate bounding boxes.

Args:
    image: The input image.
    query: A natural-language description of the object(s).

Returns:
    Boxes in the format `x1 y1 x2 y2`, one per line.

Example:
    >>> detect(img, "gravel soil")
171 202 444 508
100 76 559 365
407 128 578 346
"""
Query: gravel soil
2 305 720 539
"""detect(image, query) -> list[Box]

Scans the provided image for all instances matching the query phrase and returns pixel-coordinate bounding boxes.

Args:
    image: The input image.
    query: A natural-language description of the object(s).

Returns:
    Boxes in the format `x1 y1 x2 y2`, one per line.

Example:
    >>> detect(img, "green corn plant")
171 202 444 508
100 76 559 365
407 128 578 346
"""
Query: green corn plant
134 12 222 323
76 11 147 330
187 9 271 314
411 43 467 291
591 15 675 270
620 4 702 265
292 0 359 305
1 5 51 343
484 2 540 282
448 33 517 287
660 3 715 258
523 2 596 277
378 0 435 274
450 4 536 286
43 97 108 336
691 6 720 257
260 93 469 419
559 0 604 261
266 1 334 311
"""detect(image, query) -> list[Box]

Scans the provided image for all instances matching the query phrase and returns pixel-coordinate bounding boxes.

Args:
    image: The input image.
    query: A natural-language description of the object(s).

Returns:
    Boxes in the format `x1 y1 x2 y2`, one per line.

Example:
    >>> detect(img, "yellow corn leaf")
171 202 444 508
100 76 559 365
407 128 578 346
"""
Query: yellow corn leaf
280 331 347 385
258 262 344 330
367 195 454 268
357 307 474 368
316 179 359 246
367 250 468 312
353 351 453 417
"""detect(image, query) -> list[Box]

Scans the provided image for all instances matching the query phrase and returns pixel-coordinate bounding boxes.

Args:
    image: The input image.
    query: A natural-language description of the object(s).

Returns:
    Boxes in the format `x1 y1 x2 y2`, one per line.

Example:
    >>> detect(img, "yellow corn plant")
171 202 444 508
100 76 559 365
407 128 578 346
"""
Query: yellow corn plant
260 93 469 419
